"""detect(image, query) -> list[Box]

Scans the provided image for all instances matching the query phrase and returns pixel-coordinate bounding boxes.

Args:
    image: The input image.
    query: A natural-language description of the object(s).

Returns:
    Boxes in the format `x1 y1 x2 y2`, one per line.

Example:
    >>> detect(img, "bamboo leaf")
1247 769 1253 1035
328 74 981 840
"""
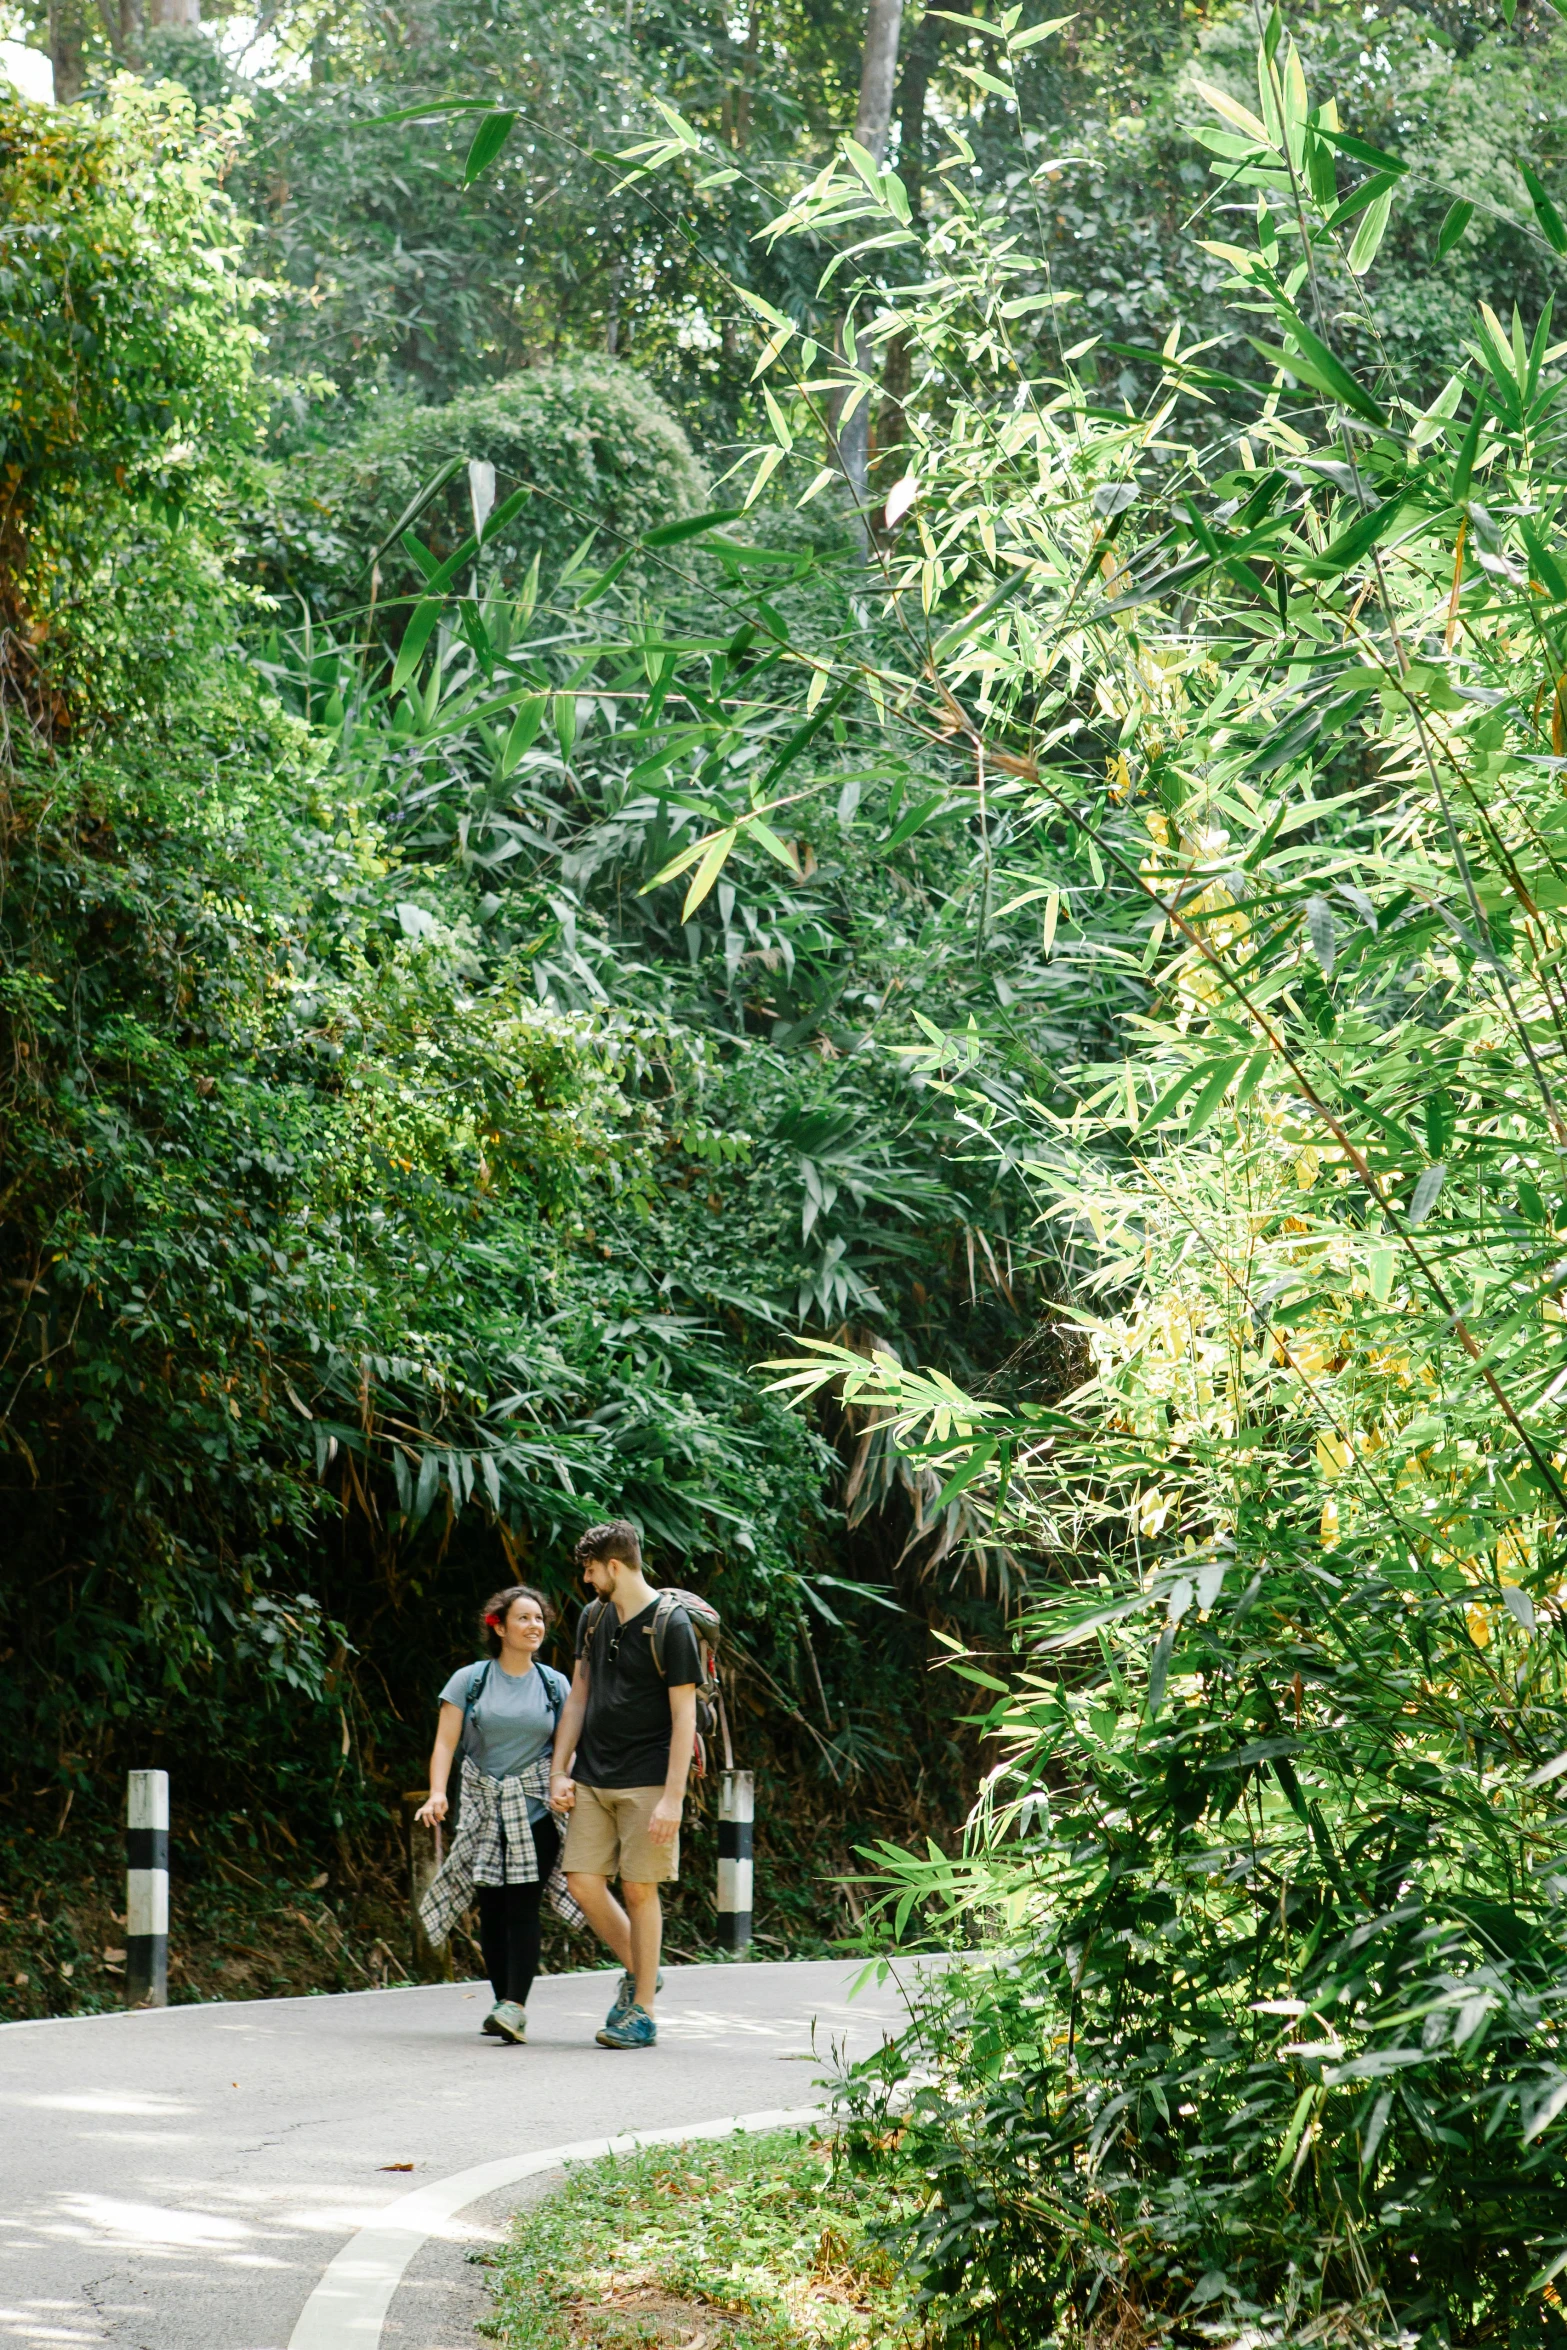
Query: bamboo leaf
412 1449 441 1527
1273 2085 1318 2177
1316 124 1408 176
1409 1163 1446 1224
500 696 546 776
682 827 739 918
1306 895 1337 975
883 793 953 850
1312 491 1406 577
1190 76 1271 148
1248 327 1387 426
1146 1624 1178 1718
1325 171 1397 234
1347 182 1395 274
391 597 443 693
463 111 515 184
744 816 803 870
644 506 744 547
1438 198 1475 257
1008 12 1076 46
1520 161 1567 256
1185 1053 1249 1135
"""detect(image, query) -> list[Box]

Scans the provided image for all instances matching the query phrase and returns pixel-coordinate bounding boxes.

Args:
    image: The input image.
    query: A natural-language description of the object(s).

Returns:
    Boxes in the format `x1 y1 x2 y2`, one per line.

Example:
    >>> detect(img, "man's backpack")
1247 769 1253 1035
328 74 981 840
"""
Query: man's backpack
581 1588 726 1776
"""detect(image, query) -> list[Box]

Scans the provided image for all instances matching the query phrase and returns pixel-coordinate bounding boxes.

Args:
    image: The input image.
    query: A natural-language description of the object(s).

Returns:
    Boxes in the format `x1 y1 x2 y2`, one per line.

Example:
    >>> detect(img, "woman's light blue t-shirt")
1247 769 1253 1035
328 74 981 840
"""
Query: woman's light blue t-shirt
441 1660 557 1818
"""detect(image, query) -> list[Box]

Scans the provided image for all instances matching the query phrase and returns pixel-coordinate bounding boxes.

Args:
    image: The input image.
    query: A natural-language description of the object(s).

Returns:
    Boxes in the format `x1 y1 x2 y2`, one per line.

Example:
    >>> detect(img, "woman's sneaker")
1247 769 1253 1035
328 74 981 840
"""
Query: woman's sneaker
605 1968 664 2030
482 2005 506 2037
490 2000 527 2044
596 2003 656 2049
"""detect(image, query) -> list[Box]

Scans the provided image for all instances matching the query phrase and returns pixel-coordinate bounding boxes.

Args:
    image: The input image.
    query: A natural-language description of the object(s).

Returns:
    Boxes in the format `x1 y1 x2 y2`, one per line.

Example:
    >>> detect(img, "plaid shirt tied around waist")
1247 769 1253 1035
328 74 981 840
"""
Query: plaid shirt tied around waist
418 1754 584 1944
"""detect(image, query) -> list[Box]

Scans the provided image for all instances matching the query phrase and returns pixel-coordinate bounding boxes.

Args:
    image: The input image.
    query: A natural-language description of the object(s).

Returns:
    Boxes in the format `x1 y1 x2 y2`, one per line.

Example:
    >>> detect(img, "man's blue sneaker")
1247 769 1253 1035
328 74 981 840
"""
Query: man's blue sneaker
605 1968 663 2029
596 2002 656 2049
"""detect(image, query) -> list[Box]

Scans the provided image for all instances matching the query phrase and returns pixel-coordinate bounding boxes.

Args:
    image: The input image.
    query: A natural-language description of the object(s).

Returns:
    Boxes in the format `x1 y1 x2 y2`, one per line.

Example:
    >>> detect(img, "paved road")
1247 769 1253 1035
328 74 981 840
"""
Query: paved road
0 1959 915 2350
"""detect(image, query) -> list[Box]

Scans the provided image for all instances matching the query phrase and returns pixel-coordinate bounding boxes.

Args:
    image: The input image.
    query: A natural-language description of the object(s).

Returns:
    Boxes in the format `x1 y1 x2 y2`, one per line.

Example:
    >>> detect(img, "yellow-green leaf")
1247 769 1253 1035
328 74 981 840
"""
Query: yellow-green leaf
682 827 738 918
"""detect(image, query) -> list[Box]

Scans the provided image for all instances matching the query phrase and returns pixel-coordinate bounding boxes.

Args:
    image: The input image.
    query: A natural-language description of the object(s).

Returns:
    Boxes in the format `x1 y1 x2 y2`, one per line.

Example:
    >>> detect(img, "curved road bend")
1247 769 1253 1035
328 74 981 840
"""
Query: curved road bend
0 1958 918 2350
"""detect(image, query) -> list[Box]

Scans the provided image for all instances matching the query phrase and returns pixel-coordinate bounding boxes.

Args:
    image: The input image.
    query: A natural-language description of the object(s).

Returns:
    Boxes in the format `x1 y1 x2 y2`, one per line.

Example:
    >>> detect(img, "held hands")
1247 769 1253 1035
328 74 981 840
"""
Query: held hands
648 1794 683 1846
550 1771 577 1814
415 1791 448 1827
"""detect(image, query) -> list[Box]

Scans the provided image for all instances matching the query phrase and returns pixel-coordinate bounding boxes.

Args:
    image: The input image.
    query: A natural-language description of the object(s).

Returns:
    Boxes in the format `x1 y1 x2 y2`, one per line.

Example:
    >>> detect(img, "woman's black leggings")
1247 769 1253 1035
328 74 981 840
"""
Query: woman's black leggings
476 1815 560 2007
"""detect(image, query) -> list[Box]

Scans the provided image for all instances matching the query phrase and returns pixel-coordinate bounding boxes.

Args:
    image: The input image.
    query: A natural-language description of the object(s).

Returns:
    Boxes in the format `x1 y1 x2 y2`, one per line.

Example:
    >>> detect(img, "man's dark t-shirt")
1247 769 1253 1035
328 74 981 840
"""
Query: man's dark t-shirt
573 1597 701 1788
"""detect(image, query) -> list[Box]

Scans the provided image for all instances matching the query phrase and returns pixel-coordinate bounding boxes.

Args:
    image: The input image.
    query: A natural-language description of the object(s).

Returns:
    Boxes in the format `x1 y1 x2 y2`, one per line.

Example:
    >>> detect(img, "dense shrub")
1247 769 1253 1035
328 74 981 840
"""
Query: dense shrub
0 82 262 732
258 363 709 619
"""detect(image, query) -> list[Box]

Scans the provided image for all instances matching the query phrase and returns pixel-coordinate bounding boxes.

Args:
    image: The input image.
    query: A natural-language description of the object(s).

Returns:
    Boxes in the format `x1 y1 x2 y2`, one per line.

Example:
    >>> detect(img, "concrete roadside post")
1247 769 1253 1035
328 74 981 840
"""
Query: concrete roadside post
126 1769 169 2008
403 1792 454 1981
716 1770 753 1951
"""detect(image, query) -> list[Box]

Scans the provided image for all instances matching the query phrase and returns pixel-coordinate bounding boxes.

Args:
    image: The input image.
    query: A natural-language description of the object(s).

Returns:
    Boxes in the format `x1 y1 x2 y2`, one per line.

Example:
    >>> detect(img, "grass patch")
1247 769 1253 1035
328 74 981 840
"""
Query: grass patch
483 2127 917 2350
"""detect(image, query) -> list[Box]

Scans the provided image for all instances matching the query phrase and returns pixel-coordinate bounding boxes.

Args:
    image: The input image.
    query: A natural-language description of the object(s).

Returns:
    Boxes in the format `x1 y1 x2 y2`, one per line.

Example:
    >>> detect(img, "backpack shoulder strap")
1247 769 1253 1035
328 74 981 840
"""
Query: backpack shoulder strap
649 1590 697 1679
537 1661 570 1723
464 1659 491 1711
580 1597 610 1656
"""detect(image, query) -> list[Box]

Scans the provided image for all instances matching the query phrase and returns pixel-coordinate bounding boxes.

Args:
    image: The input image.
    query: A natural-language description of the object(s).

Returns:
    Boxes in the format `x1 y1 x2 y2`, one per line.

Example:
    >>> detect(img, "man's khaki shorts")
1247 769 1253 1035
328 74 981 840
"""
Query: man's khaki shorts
562 1784 679 1884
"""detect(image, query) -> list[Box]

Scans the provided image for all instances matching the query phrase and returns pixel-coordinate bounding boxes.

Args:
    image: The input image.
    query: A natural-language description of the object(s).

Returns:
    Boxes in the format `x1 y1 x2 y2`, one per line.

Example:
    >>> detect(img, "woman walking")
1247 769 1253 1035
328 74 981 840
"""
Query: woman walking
416 1584 580 2043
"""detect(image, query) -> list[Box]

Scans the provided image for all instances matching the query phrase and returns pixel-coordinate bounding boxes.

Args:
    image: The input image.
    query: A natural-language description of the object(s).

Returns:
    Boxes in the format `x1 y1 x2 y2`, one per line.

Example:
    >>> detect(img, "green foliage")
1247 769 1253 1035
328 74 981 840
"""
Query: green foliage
230 0 886 437
485 2127 916 2350
0 81 263 728
262 362 709 619
0 89 1032 1901
935 1 1567 423
251 484 1079 1382
0 679 872 1808
237 3 655 407
0 82 256 501
614 11 1567 2343
0 93 849 1856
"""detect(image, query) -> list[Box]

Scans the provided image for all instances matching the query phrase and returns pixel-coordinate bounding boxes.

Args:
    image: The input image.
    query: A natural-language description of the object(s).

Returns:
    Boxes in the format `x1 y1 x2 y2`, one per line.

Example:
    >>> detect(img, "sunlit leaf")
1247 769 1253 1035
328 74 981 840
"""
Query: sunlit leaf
682 826 739 918
1347 182 1394 272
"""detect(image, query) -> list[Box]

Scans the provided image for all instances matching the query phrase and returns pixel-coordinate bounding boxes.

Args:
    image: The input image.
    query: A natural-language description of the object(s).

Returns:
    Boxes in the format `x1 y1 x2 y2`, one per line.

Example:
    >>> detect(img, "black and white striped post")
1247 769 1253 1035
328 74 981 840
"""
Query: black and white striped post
716 1769 753 1952
126 1770 169 2008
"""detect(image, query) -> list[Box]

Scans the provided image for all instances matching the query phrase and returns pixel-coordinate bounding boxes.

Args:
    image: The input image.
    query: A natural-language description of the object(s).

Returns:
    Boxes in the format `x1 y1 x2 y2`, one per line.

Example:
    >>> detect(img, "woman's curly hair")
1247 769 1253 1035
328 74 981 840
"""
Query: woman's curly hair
478 1583 555 1653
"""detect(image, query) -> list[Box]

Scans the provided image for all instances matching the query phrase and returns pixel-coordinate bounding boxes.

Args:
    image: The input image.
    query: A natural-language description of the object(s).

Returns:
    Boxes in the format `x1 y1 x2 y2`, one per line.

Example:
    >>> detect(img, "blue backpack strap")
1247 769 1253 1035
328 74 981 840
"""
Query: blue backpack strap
459 1659 490 1759
537 1661 570 1725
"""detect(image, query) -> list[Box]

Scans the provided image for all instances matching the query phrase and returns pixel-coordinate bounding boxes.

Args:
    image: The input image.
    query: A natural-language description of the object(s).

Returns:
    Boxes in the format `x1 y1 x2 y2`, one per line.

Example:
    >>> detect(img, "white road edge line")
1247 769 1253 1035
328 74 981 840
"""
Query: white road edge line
285 2102 830 2349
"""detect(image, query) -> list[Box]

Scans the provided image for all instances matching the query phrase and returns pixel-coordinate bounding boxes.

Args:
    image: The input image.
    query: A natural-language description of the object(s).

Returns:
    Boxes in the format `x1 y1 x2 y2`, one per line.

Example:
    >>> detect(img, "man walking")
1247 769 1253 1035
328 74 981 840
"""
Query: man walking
550 1519 698 2048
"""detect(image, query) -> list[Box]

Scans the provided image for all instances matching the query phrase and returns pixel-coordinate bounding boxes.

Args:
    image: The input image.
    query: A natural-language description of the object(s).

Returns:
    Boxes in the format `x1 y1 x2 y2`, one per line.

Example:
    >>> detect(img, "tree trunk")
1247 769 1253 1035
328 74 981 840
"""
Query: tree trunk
875 9 941 467
896 5 941 217
877 332 911 477
838 0 904 542
149 0 201 25
734 0 762 148
48 0 88 101
853 0 903 162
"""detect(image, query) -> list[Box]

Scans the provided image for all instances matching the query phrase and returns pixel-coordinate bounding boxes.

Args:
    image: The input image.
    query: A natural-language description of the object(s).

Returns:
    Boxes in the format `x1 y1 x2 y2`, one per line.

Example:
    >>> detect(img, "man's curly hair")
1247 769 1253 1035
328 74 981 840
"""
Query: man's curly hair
574 1518 643 1570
